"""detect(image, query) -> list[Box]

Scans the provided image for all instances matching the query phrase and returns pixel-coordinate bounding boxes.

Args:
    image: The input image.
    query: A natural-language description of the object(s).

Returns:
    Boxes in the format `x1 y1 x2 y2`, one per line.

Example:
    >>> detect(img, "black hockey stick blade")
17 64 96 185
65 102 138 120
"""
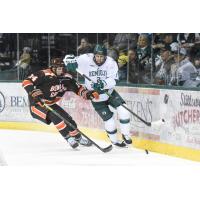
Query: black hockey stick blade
43 103 112 153
146 122 152 127
101 144 113 153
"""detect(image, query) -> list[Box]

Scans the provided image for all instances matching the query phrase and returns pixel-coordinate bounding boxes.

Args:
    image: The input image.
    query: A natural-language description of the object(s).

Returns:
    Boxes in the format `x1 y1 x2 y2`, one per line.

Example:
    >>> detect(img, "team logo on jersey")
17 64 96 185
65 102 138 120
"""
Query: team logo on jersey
50 84 66 92
102 111 107 116
0 91 5 113
89 70 107 77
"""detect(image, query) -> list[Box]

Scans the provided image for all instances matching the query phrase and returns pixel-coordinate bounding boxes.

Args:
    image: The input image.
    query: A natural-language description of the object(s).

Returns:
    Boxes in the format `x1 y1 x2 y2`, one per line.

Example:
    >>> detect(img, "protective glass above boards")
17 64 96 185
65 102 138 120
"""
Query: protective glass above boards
0 33 200 89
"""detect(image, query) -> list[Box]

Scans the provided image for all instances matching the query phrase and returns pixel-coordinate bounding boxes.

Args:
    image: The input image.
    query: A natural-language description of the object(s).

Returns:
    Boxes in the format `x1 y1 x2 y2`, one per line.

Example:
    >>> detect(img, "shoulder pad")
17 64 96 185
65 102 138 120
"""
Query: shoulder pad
106 55 115 62
42 69 56 76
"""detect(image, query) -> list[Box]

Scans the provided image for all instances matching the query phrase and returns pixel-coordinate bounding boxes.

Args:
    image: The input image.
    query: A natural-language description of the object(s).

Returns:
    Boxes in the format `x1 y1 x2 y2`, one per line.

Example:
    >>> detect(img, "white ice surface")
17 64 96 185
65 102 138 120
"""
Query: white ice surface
0 129 199 166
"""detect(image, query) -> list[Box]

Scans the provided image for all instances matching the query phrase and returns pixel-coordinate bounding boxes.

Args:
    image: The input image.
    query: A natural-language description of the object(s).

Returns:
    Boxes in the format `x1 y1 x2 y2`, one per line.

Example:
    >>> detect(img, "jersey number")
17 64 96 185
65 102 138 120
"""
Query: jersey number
29 74 38 82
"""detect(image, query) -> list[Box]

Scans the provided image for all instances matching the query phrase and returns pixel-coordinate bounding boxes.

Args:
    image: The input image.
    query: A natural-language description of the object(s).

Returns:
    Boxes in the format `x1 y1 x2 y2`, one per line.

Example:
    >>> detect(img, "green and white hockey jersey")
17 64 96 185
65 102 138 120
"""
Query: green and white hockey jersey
77 53 119 102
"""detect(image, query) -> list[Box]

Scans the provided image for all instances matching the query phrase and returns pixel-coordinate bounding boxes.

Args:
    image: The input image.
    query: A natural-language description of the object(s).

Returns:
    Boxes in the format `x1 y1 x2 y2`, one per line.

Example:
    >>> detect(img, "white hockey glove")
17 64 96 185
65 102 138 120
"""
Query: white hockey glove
63 54 78 72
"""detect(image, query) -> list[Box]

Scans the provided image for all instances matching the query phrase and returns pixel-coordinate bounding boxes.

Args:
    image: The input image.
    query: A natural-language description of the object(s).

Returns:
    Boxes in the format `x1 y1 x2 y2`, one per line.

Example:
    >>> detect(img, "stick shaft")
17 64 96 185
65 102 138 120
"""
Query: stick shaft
77 69 151 126
43 103 112 153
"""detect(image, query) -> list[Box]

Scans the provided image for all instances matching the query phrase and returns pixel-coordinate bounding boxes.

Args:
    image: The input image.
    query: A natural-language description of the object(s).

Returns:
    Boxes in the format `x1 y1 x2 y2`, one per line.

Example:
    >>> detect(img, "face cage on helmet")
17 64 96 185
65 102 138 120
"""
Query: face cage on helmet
51 65 65 76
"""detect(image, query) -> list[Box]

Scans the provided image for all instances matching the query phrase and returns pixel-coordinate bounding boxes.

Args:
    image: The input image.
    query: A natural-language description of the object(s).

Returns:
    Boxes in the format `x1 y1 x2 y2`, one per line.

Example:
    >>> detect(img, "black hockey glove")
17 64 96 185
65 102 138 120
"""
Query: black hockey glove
30 89 44 105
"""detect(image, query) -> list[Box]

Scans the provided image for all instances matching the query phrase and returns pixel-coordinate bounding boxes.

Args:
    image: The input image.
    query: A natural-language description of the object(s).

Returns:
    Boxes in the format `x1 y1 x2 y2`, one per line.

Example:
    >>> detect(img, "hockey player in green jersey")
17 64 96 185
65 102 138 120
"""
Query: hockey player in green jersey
64 45 133 147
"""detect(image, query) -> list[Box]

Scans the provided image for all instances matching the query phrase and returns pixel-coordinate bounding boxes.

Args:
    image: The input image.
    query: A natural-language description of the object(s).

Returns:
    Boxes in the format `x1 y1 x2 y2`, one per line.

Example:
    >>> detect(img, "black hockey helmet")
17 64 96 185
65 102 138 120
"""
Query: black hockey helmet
50 58 65 68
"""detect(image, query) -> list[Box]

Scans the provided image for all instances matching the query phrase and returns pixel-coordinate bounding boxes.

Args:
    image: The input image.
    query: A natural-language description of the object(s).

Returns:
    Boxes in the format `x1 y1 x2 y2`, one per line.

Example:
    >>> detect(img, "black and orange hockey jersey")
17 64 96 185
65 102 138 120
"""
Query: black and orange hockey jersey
22 69 86 106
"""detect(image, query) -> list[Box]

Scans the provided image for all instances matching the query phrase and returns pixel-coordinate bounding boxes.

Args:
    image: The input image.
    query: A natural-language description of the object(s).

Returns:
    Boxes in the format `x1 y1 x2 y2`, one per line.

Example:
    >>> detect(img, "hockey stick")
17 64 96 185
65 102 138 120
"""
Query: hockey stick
77 68 165 130
76 69 150 154
42 103 113 153
76 69 152 154
76 69 153 126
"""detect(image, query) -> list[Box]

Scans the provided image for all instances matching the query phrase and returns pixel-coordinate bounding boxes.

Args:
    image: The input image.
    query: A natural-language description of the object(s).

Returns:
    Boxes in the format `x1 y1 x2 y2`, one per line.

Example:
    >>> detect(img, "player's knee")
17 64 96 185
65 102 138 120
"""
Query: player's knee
117 105 130 120
30 107 50 124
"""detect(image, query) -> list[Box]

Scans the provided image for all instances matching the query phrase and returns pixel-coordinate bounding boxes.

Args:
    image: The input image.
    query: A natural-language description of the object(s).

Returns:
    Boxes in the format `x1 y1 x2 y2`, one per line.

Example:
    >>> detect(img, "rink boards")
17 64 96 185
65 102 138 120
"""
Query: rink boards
0 83 200 162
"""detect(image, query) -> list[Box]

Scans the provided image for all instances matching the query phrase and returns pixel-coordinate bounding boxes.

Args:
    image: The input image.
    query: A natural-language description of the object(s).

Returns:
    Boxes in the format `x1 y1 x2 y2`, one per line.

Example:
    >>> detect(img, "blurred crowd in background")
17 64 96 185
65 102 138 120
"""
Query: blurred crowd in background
1 33 200 88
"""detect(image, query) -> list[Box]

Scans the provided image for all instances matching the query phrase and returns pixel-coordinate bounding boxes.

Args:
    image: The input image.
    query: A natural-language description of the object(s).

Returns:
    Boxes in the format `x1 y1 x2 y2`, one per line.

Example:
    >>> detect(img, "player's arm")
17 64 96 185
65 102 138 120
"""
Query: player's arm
22 71 44 93
60 74 99 100
63 54 86 83
104 60 119 89
22 71 45 104
63 55 78 73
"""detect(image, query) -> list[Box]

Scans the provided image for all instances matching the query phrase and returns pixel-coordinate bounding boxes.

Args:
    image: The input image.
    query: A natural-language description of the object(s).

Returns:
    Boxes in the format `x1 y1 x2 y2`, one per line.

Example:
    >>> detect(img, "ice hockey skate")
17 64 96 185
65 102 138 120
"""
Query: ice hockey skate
67 137 79 149
75 135 92 146
112 140 127 148
122 134 132 144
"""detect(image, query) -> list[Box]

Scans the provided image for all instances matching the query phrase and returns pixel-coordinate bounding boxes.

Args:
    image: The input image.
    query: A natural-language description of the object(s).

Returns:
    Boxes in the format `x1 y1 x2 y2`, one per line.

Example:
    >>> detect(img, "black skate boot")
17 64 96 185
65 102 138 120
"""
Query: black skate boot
75 134 92 147
107 133 127 147
122 134 132 144
67 137 79 149
112 140 127 147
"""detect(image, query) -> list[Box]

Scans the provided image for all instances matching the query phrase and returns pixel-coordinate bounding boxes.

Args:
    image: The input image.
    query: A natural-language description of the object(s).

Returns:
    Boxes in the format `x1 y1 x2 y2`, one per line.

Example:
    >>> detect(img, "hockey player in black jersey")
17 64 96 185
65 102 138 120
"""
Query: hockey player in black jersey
22 58 99 149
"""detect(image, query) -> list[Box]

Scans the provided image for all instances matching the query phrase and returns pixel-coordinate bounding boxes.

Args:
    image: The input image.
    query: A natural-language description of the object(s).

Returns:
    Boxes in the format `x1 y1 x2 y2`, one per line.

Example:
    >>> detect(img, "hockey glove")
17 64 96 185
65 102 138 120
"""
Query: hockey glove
92 80 106 93
86 91 99 100
30 89 44 105
63 54 78 73
78 86 99 100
